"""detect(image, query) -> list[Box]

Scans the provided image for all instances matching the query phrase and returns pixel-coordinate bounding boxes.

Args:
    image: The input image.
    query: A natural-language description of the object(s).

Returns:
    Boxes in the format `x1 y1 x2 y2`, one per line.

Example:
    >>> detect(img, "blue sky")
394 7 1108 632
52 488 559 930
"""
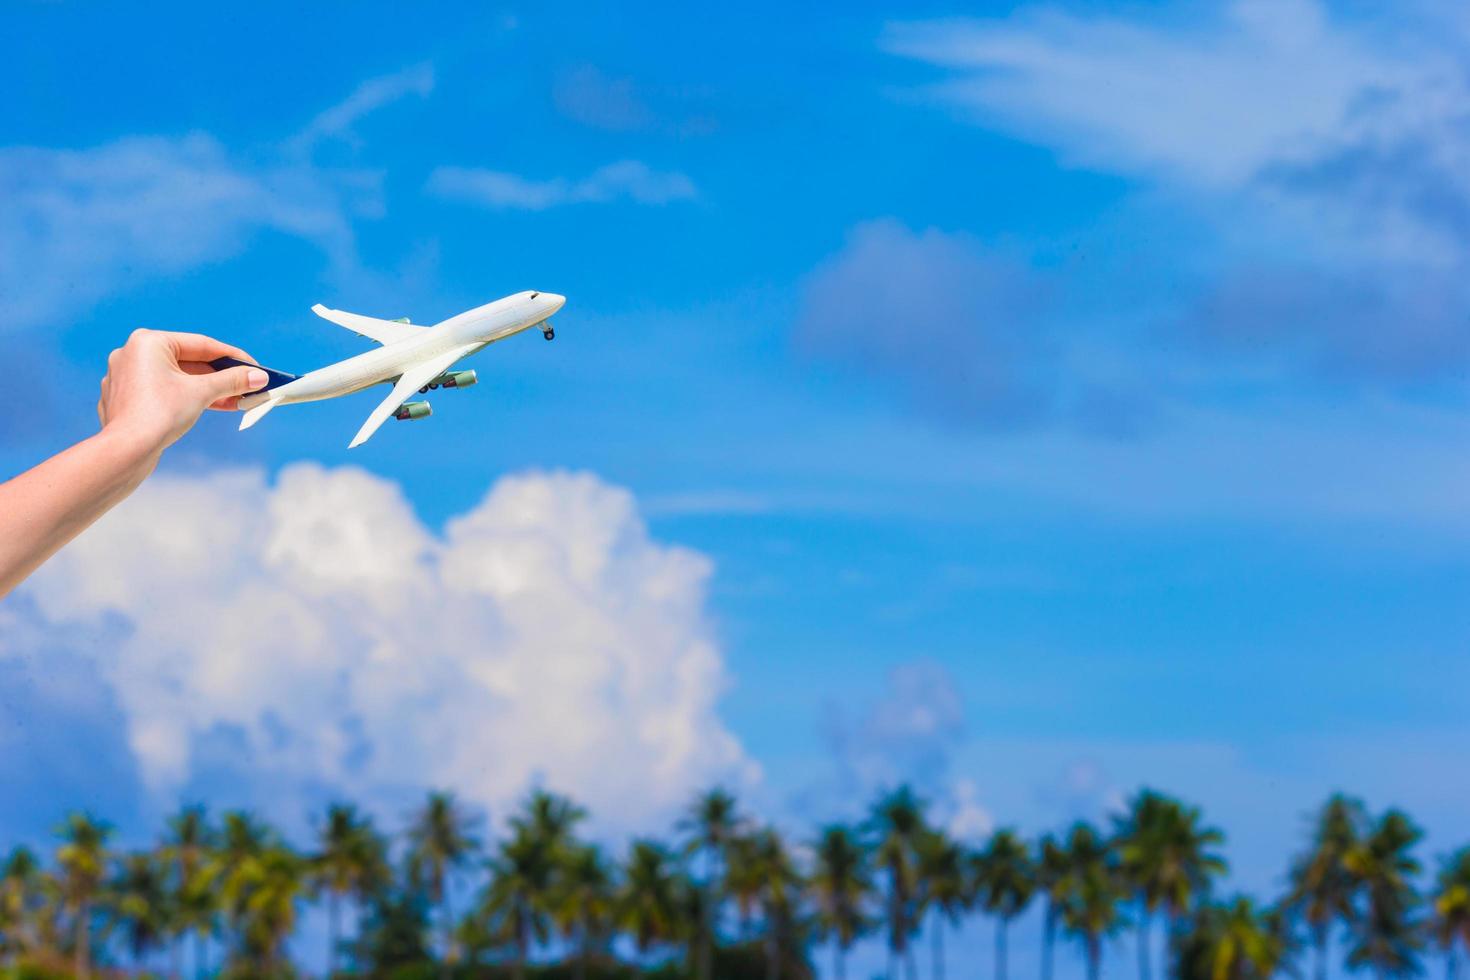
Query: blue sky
2 0 1469 976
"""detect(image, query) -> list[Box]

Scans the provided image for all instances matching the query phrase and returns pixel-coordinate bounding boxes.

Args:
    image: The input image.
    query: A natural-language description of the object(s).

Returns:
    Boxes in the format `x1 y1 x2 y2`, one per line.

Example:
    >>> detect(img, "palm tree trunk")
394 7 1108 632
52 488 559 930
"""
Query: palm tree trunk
439 876 454 980
834 940 846 980
1042 904 1056 980
700 875 714 980
889 887 902 980
194 929 206 980
1447 944 1458 980
1139 906 1152 980
170 934 183 980
1316 924 1329 980
933 915 945 980
765 924 778 980
575 923 588 980
328 890 341 977
997 917 1009 980
1088 935 1101 980
75 897 90 980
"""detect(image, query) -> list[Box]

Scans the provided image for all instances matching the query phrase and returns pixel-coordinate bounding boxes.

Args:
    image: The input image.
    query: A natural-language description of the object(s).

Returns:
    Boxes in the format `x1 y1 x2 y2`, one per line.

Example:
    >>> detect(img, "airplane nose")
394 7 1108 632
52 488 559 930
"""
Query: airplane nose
545 293 566 312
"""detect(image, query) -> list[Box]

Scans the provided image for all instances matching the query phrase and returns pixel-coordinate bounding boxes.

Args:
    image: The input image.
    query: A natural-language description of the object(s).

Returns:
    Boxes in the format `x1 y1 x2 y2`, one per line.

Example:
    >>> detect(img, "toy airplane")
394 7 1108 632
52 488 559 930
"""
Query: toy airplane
219 291 564 448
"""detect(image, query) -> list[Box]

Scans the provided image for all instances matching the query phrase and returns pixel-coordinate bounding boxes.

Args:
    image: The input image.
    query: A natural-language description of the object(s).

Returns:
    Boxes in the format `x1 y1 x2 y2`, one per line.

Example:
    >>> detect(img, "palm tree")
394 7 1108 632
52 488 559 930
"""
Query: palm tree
552 844 616 980
111 851 170 972
0 847 43 965
1036 834 1069 980
516 789 588 849
751 827 804 980
1432 849 1470 980
973 829 1036 980
725 832 766 945
1287 795 1367 980
1174 897 1290 980
1345 809 1424 980
55 812 111 980
868 786 928 980
1059 822 1125 980
1116 790 1228 980
812 824 873 980
235 845 307 971
162 805 216 980
312 803 388 976
617 840 681 961
406 790 481 974
679 788 743 980
916 828 965 980
479 824 558 980
208 810 273 960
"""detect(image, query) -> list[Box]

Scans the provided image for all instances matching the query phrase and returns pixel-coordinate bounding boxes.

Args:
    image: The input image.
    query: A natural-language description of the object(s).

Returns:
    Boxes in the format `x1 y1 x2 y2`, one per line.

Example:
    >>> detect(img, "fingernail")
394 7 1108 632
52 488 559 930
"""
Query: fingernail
247 368 268 390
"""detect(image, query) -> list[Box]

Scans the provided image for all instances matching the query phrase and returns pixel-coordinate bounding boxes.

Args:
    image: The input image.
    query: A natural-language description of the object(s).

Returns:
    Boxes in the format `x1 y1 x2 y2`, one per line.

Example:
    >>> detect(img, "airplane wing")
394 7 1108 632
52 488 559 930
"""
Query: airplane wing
312 304 426 346
347 346 475 449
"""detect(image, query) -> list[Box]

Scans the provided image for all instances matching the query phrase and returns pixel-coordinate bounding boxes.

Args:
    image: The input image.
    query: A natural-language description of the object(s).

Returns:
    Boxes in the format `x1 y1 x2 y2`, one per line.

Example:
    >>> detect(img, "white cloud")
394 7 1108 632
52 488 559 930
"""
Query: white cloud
884 0 1470 381
0 134 371 331
0 63 442 333
428 161 697 211
553 66 655 132
11 465 756 831
944 777 995 842
291 64 436 152
884 0 1437 186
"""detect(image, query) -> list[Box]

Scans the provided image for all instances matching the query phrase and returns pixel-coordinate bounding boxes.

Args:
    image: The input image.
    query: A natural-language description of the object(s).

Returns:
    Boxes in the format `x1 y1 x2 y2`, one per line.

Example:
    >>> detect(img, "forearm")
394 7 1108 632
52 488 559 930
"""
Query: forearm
0 429 160 598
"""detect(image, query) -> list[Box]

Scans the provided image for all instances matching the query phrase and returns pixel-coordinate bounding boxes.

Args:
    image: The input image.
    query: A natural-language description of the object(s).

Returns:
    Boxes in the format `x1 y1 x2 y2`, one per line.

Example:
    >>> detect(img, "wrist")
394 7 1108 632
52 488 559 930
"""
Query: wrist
92 425 165 486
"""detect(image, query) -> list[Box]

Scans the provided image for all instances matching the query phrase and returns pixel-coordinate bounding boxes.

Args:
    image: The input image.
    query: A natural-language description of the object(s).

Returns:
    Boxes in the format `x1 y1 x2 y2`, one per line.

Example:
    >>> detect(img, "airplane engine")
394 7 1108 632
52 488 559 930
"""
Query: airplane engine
441 370 477 389
393 401 432 421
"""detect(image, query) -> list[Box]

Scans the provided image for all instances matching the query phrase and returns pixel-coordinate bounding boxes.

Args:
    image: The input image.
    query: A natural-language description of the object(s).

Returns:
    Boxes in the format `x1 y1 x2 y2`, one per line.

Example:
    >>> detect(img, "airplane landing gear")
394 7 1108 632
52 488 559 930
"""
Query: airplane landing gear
542 327 555 341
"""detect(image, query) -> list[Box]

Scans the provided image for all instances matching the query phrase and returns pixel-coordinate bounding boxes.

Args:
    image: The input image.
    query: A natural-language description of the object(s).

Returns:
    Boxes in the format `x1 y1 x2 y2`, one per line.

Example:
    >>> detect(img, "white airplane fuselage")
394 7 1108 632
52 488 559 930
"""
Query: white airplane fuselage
243 290 565 409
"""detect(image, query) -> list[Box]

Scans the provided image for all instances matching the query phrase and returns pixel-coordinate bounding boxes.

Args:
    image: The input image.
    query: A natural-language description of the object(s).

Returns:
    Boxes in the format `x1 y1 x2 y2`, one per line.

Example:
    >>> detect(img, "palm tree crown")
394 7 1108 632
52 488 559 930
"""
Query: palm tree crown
812 824 872 980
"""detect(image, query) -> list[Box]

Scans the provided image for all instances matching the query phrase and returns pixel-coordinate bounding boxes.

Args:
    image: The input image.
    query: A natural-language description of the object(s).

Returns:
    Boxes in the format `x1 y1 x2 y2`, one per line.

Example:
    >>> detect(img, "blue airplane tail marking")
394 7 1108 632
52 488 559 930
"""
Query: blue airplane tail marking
208 356 297 391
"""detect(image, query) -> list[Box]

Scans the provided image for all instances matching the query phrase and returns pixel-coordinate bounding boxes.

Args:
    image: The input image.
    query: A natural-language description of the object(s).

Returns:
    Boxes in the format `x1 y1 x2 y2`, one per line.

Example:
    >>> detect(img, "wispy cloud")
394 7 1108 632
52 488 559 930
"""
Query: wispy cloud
795 218 1155 433
0 63 441 333
553 65 656 132
0 134 370 331
290 63 435 152
552 64 717 137
428 160 697 210
885 0 1470 386
884 2 1416 186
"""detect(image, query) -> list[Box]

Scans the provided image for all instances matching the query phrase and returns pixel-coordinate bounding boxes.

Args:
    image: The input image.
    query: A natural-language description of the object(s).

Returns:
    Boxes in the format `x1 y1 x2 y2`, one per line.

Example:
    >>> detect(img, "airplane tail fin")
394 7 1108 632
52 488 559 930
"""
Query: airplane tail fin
239 395 280 431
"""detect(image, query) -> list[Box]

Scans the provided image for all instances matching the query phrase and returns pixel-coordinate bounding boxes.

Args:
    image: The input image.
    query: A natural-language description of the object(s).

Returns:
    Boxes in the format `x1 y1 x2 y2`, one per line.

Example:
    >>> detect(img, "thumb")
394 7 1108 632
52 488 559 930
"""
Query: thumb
196 364 269 404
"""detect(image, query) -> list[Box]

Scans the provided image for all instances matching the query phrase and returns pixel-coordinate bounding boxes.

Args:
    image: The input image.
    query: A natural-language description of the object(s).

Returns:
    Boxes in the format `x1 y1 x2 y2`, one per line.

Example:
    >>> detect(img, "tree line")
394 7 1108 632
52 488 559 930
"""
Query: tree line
0 787 1467 980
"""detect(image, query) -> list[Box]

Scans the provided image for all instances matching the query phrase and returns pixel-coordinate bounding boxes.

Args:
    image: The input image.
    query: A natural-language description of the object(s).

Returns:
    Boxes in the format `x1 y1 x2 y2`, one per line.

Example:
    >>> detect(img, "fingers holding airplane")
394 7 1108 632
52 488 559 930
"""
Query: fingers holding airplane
160 330 257 366
194 363 270 412
97 328 270 455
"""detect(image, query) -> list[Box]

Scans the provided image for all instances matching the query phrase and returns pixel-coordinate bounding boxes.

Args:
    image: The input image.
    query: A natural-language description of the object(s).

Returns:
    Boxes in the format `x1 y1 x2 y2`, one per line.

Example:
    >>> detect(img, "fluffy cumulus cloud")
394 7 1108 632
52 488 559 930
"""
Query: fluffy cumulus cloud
9 465 755 831
428 161 697 211
820 659 991 841
885 0 1470 385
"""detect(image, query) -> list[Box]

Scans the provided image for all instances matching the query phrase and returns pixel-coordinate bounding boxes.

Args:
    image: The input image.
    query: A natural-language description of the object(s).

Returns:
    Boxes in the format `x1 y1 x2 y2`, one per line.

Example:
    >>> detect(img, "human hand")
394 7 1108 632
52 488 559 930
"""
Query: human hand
97 329 269 457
